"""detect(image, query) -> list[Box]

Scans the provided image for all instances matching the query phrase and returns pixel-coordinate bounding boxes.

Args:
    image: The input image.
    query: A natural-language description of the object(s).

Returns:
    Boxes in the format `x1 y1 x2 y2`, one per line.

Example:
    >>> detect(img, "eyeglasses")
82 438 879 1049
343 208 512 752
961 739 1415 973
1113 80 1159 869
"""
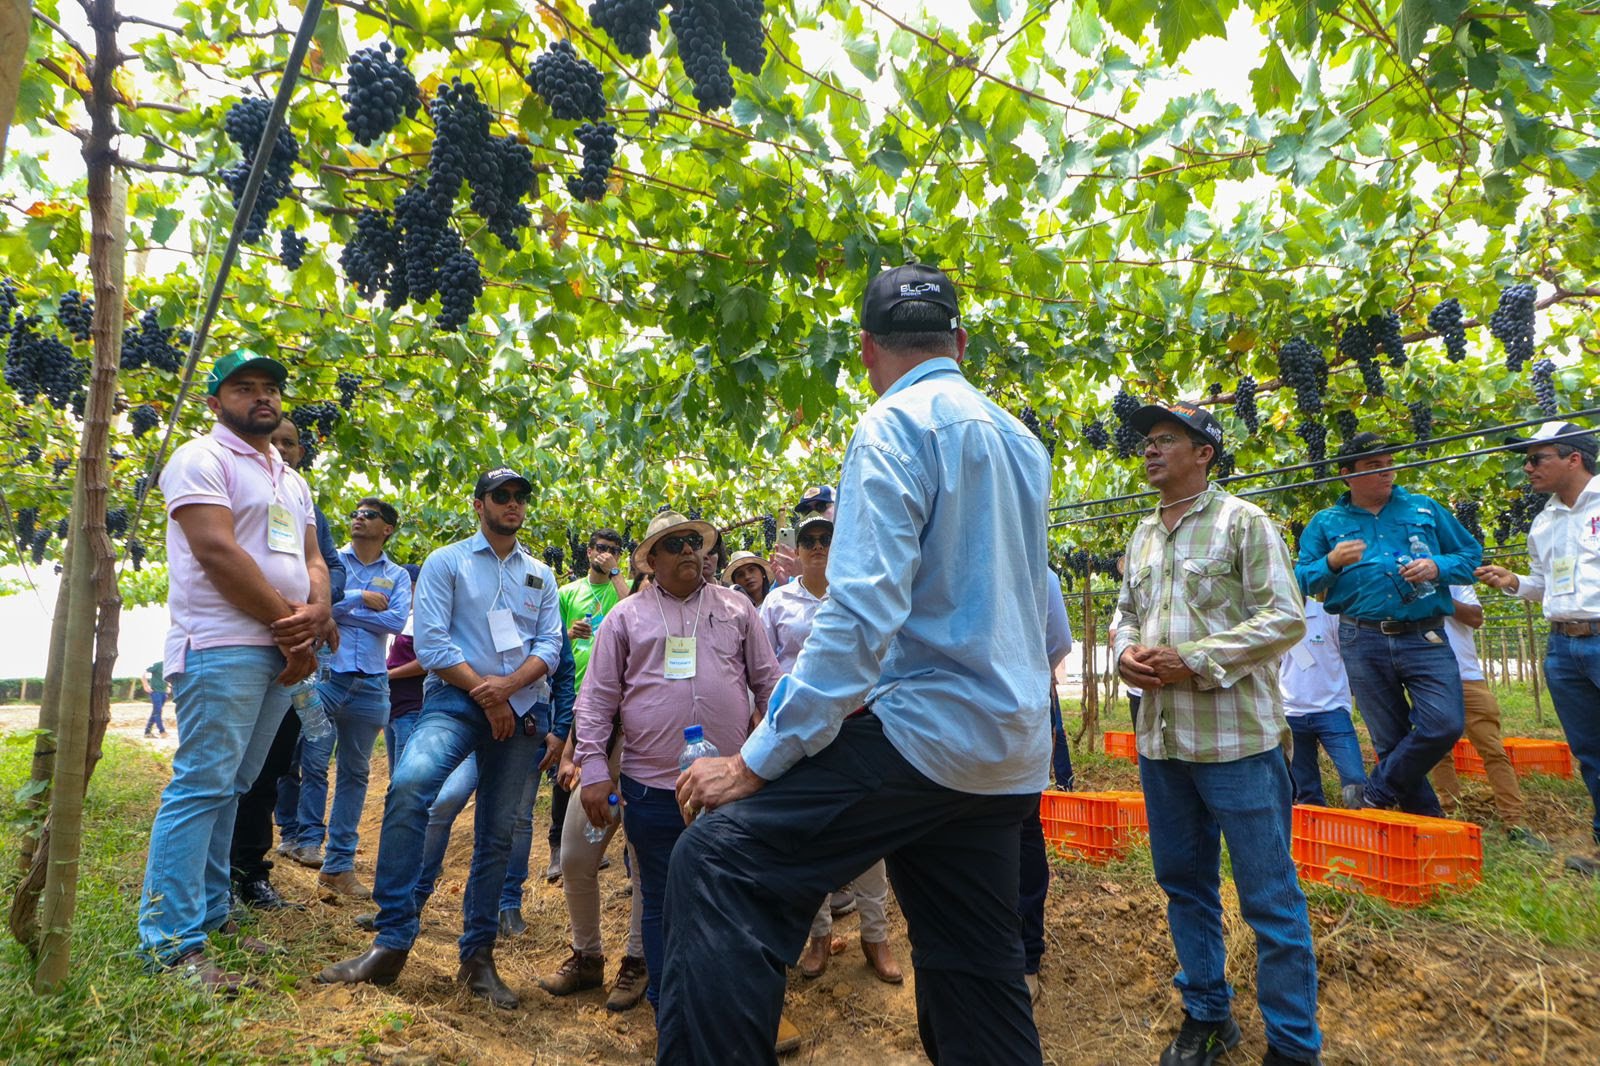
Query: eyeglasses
349 508 384 521
798 534 832 550
658 532 704 555
590 542 622 555
1523 452 1564 468
1137 433 1190 452
488 488 532 505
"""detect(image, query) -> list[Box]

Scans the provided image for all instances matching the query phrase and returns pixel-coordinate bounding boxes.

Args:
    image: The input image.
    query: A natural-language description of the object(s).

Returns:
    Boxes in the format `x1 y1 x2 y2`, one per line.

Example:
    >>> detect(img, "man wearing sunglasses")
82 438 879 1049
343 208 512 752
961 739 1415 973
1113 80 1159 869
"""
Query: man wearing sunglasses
318 468 564 1010
290 499 411 900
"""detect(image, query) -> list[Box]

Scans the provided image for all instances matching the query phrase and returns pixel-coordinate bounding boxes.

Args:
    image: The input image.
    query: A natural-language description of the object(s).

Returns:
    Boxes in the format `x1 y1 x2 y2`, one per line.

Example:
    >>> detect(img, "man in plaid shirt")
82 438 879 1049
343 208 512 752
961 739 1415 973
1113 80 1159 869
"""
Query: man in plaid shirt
1113 399 1320 1066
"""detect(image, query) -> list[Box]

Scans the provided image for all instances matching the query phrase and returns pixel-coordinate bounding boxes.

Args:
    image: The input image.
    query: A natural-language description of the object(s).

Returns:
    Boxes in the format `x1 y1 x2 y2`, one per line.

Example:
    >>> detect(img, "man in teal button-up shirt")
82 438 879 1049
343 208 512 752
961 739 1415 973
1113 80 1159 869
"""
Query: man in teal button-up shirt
1295 433 1478 814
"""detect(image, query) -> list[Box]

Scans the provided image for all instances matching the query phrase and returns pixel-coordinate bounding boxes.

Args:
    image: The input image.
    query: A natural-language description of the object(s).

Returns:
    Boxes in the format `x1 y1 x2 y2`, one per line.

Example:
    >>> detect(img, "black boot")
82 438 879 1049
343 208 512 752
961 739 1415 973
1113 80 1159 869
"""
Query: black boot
1159 1013 1241 1066
457 946 518 1009
315 945 409 987
235 875 304 912
497 907 527 938
1262 1049 1322 1066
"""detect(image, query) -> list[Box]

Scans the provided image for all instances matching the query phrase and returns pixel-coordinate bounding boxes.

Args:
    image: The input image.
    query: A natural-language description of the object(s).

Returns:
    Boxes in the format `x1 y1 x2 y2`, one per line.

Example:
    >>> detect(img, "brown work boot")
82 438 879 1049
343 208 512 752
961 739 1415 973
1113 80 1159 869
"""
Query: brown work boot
167 947 249 995
798 934 845 979
458 946 518 1009
605 954 648 1012
776 1014 802 1055
216 919 278 957
316 944 409 987
318 869 372 899
861 938 903 984
538 948 604 995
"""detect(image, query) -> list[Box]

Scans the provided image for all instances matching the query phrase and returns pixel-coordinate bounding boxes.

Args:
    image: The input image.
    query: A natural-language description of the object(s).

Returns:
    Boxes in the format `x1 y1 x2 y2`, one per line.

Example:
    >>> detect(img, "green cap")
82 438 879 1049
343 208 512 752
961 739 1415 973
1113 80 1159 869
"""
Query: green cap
206 348 287 396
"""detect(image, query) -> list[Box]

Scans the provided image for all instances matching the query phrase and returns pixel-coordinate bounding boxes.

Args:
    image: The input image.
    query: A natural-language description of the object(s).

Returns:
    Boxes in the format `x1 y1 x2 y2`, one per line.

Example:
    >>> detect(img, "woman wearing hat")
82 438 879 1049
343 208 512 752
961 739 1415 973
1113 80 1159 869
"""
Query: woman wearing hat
723 551 775 608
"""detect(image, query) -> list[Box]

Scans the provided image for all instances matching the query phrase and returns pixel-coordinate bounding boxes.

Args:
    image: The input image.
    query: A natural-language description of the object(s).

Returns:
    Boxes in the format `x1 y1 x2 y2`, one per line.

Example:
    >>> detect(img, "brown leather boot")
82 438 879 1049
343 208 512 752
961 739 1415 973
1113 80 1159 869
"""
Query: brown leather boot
317 869 372 899
167 947 249 995
605 954 647 1012
458 946 518 1009
538 948 604 995
216 919 278 957
798 934 845 978
315 944 409 986
861 938 903 984
776 1014 802 1055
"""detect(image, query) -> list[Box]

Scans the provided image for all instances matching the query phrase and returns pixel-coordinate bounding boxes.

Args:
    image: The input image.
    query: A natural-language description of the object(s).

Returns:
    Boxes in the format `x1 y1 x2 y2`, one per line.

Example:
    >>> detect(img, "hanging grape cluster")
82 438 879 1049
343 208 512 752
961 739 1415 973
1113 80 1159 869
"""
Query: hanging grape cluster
13 507 37 550
1453 500 1484 545
1296 419 1328 477
1496 486 1548 542
544 545 566 572
526 41 607 121
220 96 299 244
120 308 187 372
1371 310 1406 368
1427 298 1467 362
1531 359 1558 416
760 513 777 550
280 226 308 271
342 42 421 145
1111 388 1142 458
668 0 740 111
128 538 147 571
590 0 665 56
4 313 87 411
567 122 618 203
289 401 341 465
1333 410 1359 442
1407 400 1433 445
1232 375 1259 435
1083 418 1110 452
1337 321 1385 397
58 291 93 341
335 372 360 411
1015 406 1057 458
105 507 128 540
1489 284 1536 371
130 404 161 439
1277 338 1327 415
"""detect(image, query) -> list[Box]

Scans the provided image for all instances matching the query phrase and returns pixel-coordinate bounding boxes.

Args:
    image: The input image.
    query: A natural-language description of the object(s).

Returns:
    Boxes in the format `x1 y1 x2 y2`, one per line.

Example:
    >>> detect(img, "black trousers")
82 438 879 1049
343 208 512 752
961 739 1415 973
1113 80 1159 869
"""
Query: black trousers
1017 796 1048 974
656 713 1042 1066
547 770 571 853
230 706 300 882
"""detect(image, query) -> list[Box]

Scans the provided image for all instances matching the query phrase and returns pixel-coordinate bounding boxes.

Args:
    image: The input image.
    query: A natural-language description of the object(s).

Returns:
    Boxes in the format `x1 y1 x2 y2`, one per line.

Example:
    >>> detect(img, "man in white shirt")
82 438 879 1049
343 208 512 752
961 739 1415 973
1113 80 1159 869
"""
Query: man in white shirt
1279 598 1367 807
1428 586 1548 849
1477 421 1600 875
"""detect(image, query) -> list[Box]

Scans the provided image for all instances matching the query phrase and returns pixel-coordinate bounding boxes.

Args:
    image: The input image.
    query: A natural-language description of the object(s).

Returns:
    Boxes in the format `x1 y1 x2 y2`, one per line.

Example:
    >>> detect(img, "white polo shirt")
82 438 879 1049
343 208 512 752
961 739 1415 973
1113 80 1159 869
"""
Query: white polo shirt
1279 599 1352 716
1443 584 1486 683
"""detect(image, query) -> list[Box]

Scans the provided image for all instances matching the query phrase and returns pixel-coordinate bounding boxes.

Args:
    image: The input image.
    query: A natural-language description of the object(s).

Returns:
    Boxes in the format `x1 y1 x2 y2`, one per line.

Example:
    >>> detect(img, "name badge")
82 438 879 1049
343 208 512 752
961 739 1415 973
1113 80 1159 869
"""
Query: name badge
488 608 523 653
1289 643 1314 669
267 504 300 554
371 577 395 591
1552 556 1577 596
664 635 696 679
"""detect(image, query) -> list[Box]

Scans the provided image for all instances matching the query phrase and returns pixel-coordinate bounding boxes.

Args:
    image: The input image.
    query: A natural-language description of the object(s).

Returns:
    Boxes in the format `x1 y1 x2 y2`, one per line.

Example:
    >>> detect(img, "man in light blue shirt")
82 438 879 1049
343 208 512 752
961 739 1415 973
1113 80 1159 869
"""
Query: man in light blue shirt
288 498 412 897
661 265 1052 1065
318 468 563 1010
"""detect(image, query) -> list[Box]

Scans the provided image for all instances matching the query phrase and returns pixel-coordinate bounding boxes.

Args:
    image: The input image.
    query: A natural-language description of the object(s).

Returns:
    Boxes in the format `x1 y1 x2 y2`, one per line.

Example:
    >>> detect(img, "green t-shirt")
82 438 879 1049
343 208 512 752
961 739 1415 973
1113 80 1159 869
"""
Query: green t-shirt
147 661 165 693
558 576 621 690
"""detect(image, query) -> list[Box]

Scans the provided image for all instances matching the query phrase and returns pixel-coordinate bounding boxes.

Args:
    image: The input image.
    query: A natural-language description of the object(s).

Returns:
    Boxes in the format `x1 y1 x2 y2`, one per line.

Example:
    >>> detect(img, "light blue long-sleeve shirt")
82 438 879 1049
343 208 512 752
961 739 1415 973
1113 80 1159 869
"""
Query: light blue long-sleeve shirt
1046 568 1072 669
415 532 564 712
329 545 412 675
741 357 1055 795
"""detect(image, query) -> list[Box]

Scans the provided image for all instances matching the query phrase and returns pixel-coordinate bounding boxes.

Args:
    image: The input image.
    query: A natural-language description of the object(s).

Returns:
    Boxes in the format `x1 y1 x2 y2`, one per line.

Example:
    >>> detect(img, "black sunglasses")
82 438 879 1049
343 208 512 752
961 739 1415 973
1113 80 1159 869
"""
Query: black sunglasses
798 533 832 550
795 500 830 515
487 488 532 505
658 532 704 555
590 542 622 554
350 508 384 521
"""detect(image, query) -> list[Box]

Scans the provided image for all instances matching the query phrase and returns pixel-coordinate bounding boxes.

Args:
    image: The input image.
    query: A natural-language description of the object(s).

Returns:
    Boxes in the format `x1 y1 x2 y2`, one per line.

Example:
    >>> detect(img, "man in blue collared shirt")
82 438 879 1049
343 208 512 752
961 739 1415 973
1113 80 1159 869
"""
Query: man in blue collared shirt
1296 432 1479 815
661 266 1052 1065
318 468 563 1009
289 498 412 898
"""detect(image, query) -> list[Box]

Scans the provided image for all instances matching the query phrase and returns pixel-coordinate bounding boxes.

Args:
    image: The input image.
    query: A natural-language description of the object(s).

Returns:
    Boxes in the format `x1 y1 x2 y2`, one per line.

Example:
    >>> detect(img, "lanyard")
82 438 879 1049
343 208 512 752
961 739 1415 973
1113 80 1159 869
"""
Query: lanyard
653 581 706 640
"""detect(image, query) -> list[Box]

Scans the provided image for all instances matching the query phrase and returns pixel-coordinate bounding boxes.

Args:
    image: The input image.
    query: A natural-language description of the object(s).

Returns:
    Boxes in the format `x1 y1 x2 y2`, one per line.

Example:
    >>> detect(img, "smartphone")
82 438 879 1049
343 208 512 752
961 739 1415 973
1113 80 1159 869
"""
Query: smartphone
777 527 797 553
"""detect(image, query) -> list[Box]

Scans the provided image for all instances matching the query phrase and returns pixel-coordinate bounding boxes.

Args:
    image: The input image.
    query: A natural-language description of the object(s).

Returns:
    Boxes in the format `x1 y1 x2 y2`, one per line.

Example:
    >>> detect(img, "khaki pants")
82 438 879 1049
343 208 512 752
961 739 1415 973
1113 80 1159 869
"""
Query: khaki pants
809 859 891 943
1430 679 1524 824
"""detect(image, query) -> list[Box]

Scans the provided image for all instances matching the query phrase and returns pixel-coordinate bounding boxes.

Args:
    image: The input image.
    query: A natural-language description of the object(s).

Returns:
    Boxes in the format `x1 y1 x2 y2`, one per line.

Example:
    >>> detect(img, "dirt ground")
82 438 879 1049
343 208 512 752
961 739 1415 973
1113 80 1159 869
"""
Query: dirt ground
9 703 1600 1064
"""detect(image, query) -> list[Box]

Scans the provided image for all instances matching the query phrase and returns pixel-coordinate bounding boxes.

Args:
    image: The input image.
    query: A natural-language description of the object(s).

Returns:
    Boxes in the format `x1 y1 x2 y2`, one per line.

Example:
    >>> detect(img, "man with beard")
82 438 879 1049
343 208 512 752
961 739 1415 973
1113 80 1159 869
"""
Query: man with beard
316 468 563 1009
138 350 331 990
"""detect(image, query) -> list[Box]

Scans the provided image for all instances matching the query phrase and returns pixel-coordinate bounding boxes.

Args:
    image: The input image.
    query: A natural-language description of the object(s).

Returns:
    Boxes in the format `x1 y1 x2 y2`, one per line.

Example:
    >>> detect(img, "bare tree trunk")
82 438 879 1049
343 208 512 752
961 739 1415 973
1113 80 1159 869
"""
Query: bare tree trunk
0 0 30 167
1075 582 1098 751
1524 603 1543 728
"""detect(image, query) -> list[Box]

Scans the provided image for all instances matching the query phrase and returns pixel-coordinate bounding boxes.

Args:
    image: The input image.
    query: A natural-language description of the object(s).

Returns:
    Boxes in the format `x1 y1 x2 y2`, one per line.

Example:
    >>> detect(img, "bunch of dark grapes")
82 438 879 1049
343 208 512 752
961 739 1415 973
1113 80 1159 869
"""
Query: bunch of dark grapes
133 474 149 500
566 122 618 202
280 227 307 271
1277 338 1327 415
52 457 70 479
1531 358 1558 416
1296 419 1328 478
1504 486 1548 538
473 136 536 250
336 372 361 411
1334 410 1359 442
342 42 421 145
1111 388 1142 458
30 527 51 565
4 315 87 410
567 528 589 579
1370 310 1406 368
1084 418 1110 451
1408 400 1433 444
1233 375 1259 435
1337 321 1385 396
1489 283 1536 371
544 545 566 572
58 291 93 341
526 40 607 122
1020 406 1058 456
120 308 185 372
1427 297 1467 362
668 0 735 111
1213 451 1236 479
13 506 38 550
685 506 704 521
590 0 665 56
105 507 128 540
340 209 405 305
289 401 342 440
23 445 40 463
435 250 483 332
425 79 491 215
220 96 299 243
128 538 146 571
720 0 767 73
760 513 777 550
394 183 458 305
0 278 16 334
130 404 161 439
1453 500 1484 545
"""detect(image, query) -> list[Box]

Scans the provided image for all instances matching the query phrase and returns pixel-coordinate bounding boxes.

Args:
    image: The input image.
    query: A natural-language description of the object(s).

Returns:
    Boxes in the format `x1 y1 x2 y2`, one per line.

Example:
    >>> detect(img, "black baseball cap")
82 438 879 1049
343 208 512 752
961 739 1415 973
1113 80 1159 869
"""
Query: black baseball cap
1335 431 1400 470
1128 400 1224 449
795 485 835 513
860 264 960 333
474 467 531 497
1505 421 1599 459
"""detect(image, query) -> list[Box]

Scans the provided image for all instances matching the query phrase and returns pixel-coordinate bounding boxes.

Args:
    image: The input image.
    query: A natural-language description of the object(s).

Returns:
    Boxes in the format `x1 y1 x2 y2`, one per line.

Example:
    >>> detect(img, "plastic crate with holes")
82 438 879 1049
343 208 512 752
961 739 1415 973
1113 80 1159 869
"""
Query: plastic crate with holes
1039 790 1148 863
1102 730 1139 763
1291 805 1482 906
1451 736 1572 779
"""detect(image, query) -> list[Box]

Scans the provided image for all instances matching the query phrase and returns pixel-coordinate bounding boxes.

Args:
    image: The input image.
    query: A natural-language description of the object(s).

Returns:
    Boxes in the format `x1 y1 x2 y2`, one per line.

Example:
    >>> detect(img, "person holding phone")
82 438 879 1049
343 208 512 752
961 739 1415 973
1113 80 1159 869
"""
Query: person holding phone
770 486 833 583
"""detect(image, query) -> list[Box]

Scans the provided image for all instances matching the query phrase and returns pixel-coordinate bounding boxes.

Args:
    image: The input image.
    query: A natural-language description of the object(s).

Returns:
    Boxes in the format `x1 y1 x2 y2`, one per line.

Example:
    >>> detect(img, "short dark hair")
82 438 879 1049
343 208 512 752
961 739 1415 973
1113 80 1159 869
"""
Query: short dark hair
590 527 623 548
358 497 399 541
1556 443 1599 474
865 300 959 357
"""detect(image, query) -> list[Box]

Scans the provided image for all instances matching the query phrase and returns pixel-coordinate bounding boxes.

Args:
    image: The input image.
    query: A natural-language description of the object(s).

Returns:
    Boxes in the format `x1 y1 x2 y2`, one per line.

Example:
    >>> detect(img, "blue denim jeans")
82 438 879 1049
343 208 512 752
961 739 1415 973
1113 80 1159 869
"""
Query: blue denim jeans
295 671 389 873
620 773 688 1009
1544 633 1600 845
1049 688 1074 790
1286 709 1368 806
385 709 420 779
138 644 291 964
369 686 543 958
145 691 167 733
1338 622 1464 816
1140 750 1322 1060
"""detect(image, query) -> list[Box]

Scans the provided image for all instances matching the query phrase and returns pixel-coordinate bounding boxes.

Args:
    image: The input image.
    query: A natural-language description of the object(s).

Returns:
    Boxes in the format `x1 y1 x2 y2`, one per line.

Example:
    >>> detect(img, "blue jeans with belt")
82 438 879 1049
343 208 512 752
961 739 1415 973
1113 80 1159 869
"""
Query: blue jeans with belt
295 671 390 874
1545 632 1600 845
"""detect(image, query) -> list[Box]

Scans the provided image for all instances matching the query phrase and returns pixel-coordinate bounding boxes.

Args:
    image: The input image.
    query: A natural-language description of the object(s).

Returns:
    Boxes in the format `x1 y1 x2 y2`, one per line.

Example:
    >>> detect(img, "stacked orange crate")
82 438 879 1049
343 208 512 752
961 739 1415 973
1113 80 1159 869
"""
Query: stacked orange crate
1503 738 1574 779
1291 805 1482 906
1102 731 1139 763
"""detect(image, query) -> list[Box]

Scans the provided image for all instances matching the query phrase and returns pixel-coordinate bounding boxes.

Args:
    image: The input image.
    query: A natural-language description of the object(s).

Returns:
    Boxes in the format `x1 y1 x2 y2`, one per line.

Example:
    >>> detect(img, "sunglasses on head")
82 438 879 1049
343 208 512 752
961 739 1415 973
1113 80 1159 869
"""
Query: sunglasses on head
795 500 829 515
798 533 832 550
658 532 704 555
350 508 384 521
487 488 532 505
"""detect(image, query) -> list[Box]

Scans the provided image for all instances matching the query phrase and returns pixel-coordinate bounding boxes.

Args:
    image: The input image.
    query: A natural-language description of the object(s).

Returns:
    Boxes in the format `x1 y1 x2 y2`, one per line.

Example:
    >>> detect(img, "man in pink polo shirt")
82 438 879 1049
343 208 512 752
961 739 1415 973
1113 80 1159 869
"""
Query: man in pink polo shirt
137 349 331 992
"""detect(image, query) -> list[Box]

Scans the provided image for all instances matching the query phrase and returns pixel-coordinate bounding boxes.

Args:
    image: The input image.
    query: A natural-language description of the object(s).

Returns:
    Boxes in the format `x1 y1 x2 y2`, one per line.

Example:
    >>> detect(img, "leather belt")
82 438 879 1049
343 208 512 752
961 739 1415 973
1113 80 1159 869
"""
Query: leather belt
1350 616 1443 635
1552 620 1600 638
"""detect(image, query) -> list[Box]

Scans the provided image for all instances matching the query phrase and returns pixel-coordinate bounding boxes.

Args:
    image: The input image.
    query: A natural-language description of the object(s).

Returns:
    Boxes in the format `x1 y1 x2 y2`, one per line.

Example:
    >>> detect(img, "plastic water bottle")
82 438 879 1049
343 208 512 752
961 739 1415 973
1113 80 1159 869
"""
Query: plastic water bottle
584 793 619 844
679 724 721 773
1396 536 1439 601
290 678 332 741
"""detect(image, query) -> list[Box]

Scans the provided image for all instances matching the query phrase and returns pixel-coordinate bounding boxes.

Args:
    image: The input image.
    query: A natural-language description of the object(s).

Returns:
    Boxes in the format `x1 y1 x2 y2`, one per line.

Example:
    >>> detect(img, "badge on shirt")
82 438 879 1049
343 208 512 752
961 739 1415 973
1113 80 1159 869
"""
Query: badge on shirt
267 503 300 554
1290 643 1315 668
371 577 395 591
664 635 696 679
525 573 544 589
1552 556 1577 596
488 608 524 653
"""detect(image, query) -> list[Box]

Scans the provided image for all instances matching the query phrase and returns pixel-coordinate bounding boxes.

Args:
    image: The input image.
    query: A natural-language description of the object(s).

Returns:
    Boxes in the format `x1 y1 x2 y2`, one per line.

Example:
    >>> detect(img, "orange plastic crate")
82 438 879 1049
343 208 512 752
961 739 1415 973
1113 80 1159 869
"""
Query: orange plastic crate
1291 805 1481 906
1039 790 1147 863
1451 737 1572 779
1451 737 1486 778
1103 731 1139 763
